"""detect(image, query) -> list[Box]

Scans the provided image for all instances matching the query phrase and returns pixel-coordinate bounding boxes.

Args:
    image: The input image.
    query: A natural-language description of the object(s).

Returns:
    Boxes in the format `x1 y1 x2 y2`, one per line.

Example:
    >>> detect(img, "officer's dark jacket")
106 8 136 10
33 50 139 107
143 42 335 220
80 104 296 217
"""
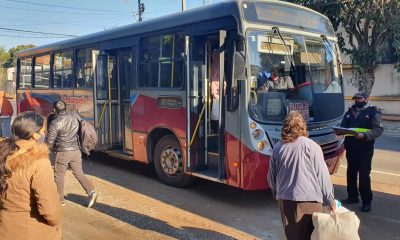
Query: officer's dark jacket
340 105 384 147
47 111 80 152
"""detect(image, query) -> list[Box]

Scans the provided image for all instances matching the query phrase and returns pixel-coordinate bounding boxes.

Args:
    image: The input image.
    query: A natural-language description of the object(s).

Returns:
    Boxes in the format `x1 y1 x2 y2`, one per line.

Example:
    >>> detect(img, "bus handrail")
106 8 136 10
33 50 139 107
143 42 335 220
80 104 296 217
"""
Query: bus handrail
189 102 206 147
96 101 108 130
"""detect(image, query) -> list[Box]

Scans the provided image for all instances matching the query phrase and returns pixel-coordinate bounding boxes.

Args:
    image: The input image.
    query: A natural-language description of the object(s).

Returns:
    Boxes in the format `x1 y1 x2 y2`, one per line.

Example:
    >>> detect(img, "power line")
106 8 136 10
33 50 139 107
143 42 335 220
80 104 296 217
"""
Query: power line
0 27 77 37
0 15 129 25
0 34 69 39
3 0 126 13
0 5 129 16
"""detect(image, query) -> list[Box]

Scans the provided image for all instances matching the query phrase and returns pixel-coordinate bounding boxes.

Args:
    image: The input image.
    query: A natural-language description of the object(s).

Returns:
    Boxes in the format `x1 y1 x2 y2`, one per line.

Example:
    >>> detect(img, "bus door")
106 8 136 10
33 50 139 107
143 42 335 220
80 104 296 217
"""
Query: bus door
118 48 134 154
186 31 227 180
94 50 121 149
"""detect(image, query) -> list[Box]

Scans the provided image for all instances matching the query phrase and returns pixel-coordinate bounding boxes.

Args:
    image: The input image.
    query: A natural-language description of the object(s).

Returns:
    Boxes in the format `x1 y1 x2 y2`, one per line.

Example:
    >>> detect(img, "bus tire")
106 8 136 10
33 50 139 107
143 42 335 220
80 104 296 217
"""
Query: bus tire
154 135 192 187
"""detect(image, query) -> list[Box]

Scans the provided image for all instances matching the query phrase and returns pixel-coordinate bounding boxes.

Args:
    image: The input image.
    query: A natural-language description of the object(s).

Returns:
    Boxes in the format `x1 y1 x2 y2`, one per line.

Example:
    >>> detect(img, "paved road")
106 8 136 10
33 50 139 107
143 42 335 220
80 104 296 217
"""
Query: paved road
60 154 400 240
337 131 400 186
374 134 400 174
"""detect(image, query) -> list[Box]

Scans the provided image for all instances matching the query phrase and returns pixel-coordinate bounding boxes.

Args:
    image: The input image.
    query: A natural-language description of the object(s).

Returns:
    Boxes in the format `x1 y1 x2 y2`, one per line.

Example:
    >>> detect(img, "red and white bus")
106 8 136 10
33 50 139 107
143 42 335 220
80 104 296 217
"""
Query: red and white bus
16 0 345 189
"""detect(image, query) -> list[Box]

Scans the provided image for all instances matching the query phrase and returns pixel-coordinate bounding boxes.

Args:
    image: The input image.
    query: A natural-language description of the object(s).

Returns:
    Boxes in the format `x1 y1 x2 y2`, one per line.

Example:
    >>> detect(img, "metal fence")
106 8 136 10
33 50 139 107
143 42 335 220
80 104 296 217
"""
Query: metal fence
0 80 16 95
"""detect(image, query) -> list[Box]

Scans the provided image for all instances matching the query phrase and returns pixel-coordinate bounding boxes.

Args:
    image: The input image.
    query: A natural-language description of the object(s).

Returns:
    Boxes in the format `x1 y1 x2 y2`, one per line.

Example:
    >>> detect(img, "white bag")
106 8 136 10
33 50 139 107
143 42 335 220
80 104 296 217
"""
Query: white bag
311 207 360 240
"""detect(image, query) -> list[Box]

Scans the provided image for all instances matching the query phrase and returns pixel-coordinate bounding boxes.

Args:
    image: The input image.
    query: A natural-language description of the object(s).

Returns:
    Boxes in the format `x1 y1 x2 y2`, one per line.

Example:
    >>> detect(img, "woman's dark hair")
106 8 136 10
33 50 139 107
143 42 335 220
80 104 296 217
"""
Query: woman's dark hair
0 112 44 197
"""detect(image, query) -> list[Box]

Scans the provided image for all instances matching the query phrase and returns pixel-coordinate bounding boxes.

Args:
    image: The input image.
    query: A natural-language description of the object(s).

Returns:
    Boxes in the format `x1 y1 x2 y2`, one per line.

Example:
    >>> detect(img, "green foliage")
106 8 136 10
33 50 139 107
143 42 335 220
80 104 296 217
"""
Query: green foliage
0 46 10 67
287 0 400 92
5 44 35 67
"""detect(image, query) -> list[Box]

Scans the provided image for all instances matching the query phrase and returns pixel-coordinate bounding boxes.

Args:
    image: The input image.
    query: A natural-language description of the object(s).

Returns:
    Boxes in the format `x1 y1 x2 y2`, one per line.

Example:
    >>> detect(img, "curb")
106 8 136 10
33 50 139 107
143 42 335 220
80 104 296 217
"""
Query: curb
335 165 400 187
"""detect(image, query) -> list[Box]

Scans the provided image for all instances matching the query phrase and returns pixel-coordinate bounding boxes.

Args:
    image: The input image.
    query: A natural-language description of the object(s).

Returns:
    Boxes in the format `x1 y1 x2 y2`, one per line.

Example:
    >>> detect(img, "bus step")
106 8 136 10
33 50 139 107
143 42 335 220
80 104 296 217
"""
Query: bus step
207 135 218 152
105 150 134 160
207 152 219 169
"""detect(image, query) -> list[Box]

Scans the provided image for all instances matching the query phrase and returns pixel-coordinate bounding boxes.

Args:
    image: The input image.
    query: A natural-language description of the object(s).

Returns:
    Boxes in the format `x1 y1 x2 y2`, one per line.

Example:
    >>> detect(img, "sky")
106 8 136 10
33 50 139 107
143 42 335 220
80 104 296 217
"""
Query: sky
0 0 223 51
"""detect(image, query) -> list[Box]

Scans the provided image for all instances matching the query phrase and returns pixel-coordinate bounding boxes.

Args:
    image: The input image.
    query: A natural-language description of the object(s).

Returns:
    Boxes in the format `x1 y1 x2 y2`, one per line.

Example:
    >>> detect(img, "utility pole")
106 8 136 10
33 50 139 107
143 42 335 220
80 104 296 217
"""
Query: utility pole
182 0 186 11
138 0 144 21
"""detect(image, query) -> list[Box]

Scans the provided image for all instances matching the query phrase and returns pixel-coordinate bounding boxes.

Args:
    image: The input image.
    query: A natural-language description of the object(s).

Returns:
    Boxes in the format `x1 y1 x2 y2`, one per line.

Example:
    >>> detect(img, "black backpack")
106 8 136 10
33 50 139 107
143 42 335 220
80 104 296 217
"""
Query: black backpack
74 113 98 155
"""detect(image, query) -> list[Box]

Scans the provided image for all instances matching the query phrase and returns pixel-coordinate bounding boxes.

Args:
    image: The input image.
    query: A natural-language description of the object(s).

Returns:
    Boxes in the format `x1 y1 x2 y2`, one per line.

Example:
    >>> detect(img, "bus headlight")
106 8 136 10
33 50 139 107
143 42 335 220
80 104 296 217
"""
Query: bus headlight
252 129 264 140
257 141 266 151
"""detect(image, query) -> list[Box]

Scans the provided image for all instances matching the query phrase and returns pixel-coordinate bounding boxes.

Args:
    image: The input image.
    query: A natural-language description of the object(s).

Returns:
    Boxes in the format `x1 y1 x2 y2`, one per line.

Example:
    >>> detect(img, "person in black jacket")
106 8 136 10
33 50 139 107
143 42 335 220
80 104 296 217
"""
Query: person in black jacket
339 91 383 212
47 100 98 208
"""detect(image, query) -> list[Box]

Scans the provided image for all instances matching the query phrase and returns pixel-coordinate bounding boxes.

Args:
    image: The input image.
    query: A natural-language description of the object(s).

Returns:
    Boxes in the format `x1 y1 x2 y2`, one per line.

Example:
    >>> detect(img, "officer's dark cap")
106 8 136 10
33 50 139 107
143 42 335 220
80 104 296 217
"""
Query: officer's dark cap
352 91 368 99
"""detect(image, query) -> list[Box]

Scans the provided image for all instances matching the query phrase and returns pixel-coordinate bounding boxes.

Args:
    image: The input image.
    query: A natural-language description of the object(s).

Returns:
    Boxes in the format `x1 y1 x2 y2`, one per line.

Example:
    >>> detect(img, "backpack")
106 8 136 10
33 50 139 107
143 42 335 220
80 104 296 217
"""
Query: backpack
74 113 98 155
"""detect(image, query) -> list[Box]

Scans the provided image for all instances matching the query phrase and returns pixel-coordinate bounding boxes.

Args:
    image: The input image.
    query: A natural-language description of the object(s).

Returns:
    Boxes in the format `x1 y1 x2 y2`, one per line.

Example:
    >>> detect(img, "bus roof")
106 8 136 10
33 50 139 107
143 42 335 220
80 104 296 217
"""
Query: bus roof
17 0 331 58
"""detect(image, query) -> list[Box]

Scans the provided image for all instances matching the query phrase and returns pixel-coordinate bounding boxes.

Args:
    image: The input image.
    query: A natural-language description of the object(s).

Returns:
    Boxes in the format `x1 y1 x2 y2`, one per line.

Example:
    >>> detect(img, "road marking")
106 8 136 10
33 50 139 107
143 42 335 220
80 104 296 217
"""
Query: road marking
368 215 400 225
370 169 400 177
339 165 400 177
383 131 400 137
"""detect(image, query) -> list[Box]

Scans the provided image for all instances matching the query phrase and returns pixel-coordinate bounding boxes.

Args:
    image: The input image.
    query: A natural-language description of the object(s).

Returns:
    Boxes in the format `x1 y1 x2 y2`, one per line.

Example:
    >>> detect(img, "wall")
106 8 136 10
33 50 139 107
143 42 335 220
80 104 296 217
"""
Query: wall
343 64 400 115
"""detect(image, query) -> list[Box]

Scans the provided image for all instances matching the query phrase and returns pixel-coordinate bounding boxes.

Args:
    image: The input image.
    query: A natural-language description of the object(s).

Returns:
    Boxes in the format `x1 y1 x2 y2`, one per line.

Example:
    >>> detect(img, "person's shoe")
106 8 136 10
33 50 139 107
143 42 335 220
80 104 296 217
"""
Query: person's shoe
361 202 371 212
87 191 98 208
341 197 360 204
61 201 66 206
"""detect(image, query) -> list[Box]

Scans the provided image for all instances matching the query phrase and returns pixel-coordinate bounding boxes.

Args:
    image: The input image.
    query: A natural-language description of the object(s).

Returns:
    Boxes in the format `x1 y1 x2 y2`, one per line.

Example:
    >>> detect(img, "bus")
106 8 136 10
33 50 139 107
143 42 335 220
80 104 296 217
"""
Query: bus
16 0 345 190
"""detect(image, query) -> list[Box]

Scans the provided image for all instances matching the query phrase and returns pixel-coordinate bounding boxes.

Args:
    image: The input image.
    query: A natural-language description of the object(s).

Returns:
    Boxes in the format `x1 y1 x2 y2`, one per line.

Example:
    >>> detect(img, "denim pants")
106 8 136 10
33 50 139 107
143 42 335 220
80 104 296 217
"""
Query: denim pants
0 117 11 137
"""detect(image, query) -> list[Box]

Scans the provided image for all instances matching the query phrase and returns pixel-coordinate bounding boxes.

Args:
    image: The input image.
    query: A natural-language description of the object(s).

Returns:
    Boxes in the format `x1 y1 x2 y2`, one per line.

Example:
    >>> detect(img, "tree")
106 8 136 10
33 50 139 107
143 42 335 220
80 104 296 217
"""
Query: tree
0 46 10 76
287 0 400 95
5 44 35 68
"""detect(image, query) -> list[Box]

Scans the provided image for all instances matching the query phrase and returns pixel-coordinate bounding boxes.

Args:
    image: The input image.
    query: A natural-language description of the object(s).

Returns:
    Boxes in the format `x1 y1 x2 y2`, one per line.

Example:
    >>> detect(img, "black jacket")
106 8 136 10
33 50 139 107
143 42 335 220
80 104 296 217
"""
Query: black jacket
47 111 80 152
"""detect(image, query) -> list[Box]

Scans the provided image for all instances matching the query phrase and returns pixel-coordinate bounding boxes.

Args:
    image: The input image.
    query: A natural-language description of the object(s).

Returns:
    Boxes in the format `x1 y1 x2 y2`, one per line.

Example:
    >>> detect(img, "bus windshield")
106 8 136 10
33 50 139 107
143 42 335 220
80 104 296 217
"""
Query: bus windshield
248 30 344 123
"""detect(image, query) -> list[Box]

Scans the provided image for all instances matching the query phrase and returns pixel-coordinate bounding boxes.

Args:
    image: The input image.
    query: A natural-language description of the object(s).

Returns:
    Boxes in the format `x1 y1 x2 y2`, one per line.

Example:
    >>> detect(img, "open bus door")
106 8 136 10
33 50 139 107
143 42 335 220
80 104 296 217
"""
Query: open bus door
186 30 227 181
94 50 121 150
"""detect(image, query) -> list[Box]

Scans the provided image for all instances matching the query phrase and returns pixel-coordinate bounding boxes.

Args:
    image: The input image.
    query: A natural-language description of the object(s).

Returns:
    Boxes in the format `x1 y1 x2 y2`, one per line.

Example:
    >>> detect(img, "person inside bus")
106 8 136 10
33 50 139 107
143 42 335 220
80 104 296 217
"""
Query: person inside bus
268 111 336 240
210 51 226 133
323 67 341 93
257 67 294 92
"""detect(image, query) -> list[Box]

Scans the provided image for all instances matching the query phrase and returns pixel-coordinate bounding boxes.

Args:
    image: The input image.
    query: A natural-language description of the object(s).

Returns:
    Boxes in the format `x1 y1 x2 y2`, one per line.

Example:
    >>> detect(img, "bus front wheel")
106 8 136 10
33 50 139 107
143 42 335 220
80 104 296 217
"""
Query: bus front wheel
154 135 192 187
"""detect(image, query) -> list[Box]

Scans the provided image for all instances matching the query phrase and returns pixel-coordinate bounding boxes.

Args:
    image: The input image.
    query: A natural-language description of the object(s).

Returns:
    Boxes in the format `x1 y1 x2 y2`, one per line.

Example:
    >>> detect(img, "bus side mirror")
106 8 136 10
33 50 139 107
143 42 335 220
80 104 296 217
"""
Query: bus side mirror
234 52 246 80
227 52 245 112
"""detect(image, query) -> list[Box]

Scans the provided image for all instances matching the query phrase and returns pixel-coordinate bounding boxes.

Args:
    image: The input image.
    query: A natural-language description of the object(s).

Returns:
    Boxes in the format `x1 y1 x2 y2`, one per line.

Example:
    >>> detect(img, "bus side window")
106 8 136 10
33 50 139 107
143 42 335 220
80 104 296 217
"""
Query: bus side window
52 51 73 88
76 48 97 88
33 55 50 89
138 32 184 89
19 58 33 89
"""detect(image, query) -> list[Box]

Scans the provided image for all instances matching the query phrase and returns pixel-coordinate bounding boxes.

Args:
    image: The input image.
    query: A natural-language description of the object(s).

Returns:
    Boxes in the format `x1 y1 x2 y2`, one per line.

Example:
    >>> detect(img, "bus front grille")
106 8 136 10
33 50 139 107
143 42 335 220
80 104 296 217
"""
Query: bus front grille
321 140 340 159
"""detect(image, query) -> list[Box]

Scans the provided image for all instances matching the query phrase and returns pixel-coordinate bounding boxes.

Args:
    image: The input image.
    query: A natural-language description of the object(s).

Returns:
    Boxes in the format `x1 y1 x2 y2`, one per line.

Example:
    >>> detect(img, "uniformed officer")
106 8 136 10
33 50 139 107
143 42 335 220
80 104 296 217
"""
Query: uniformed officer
340 91 384 212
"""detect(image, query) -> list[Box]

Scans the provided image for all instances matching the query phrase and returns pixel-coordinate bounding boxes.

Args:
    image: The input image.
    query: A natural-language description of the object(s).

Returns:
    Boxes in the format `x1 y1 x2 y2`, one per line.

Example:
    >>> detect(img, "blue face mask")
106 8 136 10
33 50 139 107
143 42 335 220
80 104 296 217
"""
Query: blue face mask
37 134 46 142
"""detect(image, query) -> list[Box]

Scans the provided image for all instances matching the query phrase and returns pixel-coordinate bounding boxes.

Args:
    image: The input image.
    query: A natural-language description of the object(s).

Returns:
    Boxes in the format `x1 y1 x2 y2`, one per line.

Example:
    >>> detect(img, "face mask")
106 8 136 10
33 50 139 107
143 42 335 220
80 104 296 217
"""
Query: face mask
355 101 367 108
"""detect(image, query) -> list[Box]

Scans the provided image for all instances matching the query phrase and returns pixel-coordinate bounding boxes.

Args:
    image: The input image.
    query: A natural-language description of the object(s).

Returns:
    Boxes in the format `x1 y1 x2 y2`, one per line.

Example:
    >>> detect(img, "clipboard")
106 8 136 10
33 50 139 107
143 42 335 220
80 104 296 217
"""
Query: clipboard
332 127 357 136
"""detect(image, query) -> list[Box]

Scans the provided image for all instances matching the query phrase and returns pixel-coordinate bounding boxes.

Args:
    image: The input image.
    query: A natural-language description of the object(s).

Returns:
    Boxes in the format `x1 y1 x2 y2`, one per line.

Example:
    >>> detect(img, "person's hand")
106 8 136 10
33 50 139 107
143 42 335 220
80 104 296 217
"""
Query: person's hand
355 132 365 139
328 202 336 213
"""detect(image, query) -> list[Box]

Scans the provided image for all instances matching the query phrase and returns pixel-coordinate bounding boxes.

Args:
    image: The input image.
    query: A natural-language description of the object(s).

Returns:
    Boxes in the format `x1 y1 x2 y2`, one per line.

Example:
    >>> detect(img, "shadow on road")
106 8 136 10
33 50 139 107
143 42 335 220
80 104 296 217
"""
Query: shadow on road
82 153 280 239
82 152 400 240
66 193 240 240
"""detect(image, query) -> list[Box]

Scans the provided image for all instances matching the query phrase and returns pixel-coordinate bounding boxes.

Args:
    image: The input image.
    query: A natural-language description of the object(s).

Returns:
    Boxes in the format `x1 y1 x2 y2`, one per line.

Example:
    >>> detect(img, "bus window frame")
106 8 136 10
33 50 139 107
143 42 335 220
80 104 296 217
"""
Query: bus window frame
52 49 75 89
75 45 99 89
17 57 33 90
118 47 135 100
33 53 51 89
137 29 186 91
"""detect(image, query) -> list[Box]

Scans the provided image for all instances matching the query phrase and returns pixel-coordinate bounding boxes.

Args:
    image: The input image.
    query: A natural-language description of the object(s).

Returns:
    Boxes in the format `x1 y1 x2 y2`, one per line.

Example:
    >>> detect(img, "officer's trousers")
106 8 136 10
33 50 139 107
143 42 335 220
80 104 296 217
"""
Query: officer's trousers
346 145 374 203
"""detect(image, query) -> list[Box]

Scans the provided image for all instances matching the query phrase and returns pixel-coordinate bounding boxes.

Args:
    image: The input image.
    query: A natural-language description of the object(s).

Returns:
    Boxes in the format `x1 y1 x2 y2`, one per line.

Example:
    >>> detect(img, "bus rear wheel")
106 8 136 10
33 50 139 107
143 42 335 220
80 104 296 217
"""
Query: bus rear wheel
154 135 192 187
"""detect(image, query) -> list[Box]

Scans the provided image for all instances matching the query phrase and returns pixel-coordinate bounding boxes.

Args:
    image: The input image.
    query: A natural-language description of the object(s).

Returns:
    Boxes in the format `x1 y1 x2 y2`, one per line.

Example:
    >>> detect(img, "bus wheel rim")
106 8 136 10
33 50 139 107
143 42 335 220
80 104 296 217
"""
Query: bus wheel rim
160 146 181 176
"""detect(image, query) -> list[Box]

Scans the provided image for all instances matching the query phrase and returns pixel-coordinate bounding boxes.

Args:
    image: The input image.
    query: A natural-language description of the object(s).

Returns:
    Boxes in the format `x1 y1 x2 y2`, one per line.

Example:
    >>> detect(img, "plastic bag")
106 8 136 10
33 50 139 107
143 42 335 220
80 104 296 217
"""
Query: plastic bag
311 207 360 240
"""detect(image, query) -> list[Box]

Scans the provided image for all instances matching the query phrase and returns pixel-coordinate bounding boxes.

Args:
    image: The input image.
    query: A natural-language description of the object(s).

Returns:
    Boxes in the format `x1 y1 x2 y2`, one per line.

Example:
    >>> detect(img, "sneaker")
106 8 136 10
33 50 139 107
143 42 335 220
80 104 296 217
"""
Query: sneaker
341 197 360 204
87 191 98 208
61 201 66 206
361 202 371 212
